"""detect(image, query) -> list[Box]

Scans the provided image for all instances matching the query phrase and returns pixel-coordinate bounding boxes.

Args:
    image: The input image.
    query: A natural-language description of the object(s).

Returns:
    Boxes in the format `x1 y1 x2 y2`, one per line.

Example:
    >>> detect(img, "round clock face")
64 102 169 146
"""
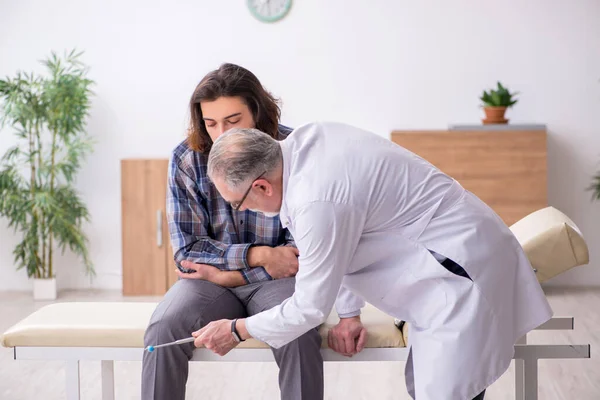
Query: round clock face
247 0 292 23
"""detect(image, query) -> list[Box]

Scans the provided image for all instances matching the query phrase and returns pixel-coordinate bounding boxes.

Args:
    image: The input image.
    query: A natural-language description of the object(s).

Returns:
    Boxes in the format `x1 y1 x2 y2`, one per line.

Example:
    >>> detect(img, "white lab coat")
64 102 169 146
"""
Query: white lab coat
245 121 553 399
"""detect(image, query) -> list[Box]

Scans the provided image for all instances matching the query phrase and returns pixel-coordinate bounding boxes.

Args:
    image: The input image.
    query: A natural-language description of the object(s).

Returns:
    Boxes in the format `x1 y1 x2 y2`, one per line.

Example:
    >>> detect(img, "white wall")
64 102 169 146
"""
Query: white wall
1 0 599 290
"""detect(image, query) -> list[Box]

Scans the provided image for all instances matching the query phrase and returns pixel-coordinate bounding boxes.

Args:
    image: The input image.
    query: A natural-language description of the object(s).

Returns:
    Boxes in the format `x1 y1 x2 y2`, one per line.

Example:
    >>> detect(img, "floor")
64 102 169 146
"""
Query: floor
0 287 598 399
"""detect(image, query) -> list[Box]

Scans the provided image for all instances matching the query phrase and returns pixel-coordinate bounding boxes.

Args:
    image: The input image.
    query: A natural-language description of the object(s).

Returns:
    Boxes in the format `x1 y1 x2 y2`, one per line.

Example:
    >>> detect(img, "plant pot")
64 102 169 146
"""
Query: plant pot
33 277 57 300
482 106 508 124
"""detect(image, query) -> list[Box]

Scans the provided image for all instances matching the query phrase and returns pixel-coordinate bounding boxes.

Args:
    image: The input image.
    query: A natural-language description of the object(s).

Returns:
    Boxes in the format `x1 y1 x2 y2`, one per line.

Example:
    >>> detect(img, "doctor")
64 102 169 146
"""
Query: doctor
193 122 553 400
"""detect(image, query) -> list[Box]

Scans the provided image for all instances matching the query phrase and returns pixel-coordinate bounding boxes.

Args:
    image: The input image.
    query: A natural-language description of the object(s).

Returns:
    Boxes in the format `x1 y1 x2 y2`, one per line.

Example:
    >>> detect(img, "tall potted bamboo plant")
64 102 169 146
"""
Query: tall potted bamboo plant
0 50 95 300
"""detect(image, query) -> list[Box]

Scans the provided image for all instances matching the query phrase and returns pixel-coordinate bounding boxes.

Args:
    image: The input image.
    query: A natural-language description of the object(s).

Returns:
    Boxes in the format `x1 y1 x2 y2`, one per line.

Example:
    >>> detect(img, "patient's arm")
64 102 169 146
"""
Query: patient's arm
177 260 246 287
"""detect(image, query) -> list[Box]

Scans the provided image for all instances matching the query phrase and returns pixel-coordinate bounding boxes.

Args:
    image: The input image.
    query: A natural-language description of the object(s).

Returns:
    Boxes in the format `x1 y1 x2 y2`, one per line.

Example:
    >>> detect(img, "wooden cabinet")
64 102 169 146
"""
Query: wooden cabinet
121 159 178 295
390 128 547 226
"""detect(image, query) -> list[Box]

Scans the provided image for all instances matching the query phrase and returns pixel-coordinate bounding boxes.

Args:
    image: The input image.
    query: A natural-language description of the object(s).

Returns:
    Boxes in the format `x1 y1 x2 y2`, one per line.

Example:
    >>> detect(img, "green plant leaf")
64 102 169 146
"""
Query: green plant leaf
587 171 600 201
480 82 519 107
491 92 501 106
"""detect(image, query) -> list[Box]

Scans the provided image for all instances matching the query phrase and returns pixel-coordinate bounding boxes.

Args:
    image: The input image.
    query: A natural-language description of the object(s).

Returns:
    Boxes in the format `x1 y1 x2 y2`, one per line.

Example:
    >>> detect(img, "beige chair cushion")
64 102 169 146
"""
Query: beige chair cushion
509 206 589 283
1 302 157 348
1 301 404 349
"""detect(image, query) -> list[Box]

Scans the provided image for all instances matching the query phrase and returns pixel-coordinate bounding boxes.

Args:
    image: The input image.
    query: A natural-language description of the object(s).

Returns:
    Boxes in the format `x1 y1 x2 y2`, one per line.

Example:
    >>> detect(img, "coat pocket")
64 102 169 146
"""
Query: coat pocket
380 267 448 330
439 257 472 281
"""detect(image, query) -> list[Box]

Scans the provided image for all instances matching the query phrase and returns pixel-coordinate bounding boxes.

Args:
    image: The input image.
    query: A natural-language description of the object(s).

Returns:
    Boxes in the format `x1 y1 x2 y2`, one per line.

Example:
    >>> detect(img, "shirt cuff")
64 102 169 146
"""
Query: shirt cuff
224 243 252 270
244 315 271 347
338 309 362 319
238 270 251 284
239 267 273 284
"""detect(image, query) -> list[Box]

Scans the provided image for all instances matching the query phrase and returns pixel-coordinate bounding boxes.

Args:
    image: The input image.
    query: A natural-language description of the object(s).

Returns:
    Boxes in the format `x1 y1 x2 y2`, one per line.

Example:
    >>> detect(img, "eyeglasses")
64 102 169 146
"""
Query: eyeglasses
231 170 267 211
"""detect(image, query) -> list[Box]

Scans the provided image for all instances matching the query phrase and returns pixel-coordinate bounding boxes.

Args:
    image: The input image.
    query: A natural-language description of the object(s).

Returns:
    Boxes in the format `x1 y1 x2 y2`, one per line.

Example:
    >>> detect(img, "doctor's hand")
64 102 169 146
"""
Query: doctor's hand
328 316 368 357
192 319 239 356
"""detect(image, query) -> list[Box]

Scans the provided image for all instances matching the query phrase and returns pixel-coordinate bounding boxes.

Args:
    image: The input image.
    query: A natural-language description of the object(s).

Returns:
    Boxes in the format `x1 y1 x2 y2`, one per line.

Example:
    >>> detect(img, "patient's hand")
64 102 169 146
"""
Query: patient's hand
178 261 245 287
328 316 367 357
256 246 299 279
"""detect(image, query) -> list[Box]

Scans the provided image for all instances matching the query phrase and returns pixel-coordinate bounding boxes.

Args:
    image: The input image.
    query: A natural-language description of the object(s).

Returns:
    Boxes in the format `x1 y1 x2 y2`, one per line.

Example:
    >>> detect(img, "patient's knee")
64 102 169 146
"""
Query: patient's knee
144 306 187 345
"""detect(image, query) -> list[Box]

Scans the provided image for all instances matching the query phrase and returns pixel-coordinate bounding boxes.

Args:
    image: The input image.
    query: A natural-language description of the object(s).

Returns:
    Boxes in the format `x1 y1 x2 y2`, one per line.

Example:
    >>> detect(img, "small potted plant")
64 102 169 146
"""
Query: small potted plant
0 50 95 300
479 81 519 124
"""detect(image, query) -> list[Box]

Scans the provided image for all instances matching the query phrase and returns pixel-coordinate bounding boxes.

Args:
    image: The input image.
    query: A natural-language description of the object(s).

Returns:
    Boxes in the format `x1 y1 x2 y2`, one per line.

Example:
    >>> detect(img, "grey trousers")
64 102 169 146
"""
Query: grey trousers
141 277 324 400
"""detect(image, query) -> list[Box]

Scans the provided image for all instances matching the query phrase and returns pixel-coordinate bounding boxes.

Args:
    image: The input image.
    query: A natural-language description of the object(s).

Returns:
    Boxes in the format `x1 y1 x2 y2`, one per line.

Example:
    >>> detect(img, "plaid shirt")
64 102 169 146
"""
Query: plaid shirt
167 125 295 284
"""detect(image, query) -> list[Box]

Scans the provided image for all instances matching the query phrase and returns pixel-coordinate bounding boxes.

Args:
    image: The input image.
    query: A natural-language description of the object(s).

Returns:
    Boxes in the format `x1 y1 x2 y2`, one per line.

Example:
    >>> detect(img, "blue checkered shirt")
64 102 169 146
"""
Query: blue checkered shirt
167 125 295 284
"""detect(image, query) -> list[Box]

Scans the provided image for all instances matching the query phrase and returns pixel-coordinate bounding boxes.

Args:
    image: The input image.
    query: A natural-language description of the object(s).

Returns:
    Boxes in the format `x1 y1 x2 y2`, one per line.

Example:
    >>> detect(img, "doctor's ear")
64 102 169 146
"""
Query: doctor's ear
254 179 273 196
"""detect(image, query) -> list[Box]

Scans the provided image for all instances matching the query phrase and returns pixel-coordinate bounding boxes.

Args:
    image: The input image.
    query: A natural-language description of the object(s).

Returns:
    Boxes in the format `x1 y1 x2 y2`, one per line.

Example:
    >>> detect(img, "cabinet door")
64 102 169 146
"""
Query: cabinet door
121 159 170 295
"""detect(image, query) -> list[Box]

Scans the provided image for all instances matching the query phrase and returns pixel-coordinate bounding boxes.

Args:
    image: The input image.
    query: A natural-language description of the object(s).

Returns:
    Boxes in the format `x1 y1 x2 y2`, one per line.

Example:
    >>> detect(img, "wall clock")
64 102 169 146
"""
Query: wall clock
247 0 292 23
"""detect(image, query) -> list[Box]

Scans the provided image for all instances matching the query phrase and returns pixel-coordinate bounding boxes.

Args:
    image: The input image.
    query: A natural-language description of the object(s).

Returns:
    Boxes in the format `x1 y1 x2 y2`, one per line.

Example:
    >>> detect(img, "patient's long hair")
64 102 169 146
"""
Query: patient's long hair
187 63 282 154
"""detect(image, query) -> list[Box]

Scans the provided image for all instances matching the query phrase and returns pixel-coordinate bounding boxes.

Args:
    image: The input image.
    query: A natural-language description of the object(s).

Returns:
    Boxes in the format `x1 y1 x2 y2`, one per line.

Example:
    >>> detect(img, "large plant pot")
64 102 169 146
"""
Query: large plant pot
482 106 508 124
33 277 57 300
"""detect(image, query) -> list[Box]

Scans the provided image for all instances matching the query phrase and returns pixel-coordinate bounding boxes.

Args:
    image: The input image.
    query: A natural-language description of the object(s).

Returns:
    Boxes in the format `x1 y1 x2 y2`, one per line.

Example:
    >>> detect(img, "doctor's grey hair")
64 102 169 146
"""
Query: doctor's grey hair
207 128 282 190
